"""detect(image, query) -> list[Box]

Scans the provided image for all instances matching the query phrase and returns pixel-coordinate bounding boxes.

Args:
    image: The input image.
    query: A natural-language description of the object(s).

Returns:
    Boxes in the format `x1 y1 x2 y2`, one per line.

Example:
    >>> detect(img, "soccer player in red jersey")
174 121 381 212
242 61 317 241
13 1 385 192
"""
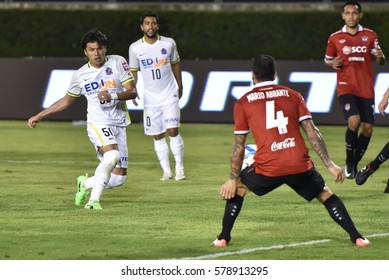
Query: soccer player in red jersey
324 1 386 179
212 54 370 248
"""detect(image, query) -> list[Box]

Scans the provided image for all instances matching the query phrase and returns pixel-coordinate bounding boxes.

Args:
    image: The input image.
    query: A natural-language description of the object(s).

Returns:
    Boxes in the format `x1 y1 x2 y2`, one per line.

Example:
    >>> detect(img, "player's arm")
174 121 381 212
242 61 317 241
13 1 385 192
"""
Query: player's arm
171 61 183 99
130 70 138 85
27 93 76 128
98 80 138 102
229 134 247 180
324 56 343 70
220 134 247 200
300 119 344 183
324 39 343 70
374 44 386 65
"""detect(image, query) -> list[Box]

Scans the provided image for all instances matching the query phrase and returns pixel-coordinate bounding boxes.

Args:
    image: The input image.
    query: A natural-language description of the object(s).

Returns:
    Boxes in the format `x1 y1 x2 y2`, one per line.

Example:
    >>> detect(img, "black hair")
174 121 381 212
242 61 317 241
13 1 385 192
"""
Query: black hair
81 30 108 50
343 1 362 12
252 55 276 82
139 11 159 25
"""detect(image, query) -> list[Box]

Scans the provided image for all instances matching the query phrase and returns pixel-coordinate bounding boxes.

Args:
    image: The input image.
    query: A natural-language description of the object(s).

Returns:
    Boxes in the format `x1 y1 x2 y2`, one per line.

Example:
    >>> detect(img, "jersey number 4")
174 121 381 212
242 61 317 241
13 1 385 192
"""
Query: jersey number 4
266 100 288 134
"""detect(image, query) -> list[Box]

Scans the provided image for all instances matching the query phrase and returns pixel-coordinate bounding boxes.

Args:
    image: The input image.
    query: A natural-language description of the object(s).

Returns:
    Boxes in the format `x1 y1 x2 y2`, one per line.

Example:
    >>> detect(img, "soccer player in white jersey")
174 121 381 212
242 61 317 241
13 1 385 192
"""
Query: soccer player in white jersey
129 11 185 181
28 30 138 210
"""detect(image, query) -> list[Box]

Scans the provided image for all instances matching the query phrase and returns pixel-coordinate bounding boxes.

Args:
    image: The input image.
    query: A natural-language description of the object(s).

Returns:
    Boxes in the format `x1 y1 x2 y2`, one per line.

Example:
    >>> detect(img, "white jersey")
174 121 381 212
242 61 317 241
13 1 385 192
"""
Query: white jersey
67 55 134 126
129 35 180 107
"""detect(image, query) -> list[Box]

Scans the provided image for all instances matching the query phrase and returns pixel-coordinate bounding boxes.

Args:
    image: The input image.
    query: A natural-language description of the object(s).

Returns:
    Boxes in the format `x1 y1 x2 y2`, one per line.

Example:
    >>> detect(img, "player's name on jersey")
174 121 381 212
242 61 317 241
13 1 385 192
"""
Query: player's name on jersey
247 89 290 103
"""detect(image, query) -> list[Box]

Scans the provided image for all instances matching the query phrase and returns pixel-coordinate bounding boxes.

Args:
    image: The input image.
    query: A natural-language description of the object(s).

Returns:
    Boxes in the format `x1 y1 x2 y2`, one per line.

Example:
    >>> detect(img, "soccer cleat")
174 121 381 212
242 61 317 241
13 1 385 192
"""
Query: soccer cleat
84 200 102 210
355 164 375 185
355 237 371 247
160 172 173 181
75 174 90 206
344 164 357 179
211 238 228 247
175 168 186 180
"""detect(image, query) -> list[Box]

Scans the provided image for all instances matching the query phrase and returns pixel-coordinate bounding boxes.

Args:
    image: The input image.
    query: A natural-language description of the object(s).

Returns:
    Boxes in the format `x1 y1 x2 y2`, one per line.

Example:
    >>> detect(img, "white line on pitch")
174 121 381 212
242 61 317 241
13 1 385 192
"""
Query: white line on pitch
175 239 331 260
176 232 389 260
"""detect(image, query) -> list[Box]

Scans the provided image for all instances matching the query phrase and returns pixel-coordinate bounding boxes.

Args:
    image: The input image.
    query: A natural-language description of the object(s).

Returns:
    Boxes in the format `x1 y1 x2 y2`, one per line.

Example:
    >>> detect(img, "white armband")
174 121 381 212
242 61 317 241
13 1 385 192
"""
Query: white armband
110 93 118 100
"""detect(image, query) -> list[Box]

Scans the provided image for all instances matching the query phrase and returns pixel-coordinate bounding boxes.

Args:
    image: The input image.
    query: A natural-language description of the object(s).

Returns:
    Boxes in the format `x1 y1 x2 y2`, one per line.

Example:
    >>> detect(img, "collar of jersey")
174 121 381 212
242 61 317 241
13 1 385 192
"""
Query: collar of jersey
341 24 363 33
142 34 160 44
88 57 108 68
254 81 276 88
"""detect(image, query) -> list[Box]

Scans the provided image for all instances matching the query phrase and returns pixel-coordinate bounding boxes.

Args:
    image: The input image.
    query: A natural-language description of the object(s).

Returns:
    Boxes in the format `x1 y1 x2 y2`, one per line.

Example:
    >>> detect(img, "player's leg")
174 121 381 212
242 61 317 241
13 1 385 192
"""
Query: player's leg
168 130 185 180
384 175 389 193
144 106 172 180
289 168 369 246
356 141 389 185
212 167 280 247
317 186 370 246
82 124 120 209
105 126 128 189
85 146 120 209
340 95 361 179
212 181 249 247
368 141 389 170
354 99 374 167
154 134 172 180
165 101 185 180
345 121 359 178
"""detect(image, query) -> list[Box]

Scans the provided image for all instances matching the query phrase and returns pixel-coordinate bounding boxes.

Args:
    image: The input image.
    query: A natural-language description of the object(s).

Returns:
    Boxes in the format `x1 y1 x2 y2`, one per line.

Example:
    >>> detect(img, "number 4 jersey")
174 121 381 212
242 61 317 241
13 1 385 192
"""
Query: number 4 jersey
129 35 180 107
234 81 314 177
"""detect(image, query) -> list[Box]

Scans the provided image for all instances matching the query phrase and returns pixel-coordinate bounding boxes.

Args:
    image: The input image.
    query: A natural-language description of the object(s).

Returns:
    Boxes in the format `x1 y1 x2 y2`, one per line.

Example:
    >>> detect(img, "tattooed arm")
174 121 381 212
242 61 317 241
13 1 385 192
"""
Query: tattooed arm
229 134 247 180
301 119 344 183
220 134 247 200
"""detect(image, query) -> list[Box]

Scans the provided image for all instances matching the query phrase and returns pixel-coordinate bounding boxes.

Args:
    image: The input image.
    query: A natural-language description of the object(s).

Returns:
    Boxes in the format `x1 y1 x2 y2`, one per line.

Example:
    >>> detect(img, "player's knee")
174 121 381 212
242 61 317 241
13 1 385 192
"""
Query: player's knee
317 185 333 203
103 150 120 169
237 182 250 197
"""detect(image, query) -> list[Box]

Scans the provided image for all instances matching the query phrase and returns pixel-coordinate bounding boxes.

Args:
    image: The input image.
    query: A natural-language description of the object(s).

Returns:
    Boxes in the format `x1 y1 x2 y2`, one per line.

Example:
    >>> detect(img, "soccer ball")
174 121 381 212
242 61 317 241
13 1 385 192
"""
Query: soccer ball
242 144 257 169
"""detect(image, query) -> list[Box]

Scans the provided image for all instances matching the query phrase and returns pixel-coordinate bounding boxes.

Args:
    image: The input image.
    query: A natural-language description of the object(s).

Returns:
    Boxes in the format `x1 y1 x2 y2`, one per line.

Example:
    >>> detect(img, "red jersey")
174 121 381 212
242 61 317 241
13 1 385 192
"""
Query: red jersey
325 25 379 99
234 81 314 177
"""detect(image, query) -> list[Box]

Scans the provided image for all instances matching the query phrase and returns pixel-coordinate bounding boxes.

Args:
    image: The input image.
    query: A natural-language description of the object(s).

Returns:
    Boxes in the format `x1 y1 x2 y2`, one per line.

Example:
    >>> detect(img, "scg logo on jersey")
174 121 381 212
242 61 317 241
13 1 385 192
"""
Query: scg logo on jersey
140 58 168 68
84 79 117 93
343 45 367 55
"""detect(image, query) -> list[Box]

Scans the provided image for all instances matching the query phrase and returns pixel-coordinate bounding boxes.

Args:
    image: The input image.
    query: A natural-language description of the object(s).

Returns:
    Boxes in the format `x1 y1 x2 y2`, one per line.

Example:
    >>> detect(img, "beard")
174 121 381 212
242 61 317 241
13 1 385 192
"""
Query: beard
144 31 157 39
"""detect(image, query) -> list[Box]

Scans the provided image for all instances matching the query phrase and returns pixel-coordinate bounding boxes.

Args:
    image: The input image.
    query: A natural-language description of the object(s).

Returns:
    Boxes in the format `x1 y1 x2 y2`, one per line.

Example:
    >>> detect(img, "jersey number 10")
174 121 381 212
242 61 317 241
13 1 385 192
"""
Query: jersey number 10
151 69 162 80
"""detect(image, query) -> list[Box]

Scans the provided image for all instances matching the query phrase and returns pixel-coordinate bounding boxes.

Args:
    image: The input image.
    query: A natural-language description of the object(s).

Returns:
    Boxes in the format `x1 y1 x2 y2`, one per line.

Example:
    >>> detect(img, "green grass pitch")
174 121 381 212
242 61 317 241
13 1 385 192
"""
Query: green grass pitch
0 120 388 260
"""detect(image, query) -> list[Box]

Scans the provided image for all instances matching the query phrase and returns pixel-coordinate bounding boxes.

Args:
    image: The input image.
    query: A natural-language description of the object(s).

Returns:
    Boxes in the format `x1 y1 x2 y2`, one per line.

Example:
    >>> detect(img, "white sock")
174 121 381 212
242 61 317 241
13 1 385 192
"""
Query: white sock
85 174 126 189
84 177 94 190
169 134 184 170
89 150 120 202
106 174 126 189
154 138 171 174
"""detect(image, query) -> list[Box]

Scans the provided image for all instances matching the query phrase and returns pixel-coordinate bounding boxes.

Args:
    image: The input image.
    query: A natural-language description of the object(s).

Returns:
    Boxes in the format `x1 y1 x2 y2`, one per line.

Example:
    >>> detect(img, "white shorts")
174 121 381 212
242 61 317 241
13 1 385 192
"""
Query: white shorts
87 122 129 169
143 101 181 136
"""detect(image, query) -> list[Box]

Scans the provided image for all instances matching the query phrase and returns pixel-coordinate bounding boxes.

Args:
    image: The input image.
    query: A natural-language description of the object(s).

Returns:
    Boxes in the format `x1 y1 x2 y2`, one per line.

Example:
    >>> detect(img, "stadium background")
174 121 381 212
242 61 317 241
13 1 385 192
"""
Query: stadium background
1 0 389 124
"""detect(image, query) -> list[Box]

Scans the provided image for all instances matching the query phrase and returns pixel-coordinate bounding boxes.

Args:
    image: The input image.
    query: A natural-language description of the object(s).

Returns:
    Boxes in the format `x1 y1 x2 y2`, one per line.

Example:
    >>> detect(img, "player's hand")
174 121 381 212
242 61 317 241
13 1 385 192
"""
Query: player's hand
132 93 140 106
329 56 343 70
378 99 388 116
220 179 238 200
328 164 345 183
27 115 40 128
98 90 111 101
374 45 385 59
